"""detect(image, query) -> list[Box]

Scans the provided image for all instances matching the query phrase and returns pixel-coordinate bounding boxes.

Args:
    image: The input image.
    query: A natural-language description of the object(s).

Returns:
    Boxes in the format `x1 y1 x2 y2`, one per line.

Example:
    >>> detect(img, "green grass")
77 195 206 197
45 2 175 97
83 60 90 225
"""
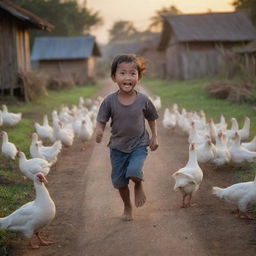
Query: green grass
0 83 99 254
142 78 256 135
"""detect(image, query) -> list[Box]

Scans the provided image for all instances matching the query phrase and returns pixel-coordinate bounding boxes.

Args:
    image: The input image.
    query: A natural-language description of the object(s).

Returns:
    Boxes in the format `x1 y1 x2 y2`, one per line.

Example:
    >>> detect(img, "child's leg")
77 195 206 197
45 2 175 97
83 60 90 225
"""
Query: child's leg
130 177 146 207
119 185 133 221
126 147 148 208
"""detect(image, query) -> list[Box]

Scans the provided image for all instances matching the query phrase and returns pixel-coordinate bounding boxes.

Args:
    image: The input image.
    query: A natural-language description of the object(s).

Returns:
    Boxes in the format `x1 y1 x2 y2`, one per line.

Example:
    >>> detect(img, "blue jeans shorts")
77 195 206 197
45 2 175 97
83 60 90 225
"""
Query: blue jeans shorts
110 147 148 189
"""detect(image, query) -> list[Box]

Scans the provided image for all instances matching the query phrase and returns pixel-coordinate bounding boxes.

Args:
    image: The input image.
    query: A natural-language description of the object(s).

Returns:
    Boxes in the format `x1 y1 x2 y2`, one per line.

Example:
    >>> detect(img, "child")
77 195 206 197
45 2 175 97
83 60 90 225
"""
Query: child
96 54 159 221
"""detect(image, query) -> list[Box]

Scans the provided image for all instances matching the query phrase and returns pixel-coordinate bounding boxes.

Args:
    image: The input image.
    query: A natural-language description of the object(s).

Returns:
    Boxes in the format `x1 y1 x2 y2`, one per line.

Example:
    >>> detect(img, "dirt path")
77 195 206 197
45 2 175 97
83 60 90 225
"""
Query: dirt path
10 79 256 256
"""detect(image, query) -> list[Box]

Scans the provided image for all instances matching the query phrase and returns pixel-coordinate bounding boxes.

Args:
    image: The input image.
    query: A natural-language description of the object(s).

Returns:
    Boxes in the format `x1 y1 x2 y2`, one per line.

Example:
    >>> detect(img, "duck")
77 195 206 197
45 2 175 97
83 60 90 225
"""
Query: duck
228 132 256 163
17 151 51 181
0 131 18 160
162 108 176 130
1 104 22 126
172 143 203 208
0 172 56 248
34 115 54 142
212 175 256 219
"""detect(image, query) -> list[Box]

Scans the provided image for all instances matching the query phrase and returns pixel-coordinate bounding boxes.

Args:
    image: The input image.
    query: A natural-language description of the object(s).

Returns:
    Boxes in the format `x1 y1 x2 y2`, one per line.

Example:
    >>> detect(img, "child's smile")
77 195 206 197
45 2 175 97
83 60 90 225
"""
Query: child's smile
112 62 139 94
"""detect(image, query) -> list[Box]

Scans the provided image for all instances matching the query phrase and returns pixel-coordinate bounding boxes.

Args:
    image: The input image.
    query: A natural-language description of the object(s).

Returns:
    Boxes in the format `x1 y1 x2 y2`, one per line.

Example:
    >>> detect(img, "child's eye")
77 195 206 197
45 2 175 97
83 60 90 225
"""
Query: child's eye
120 72 125 75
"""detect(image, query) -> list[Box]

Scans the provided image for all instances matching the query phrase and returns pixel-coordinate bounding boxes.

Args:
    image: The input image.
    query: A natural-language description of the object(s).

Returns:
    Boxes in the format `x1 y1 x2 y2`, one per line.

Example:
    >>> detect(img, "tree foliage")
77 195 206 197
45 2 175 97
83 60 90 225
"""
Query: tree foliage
148 5 182 32
108 20 139 42
232 0 256 25
12 0 103 41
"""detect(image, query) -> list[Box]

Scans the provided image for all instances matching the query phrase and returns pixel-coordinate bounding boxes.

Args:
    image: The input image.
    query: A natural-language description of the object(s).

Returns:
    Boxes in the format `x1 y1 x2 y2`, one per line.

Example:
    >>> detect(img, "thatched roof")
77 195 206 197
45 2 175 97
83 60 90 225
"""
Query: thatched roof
0 0 54 31
31 36 101 61
158 12 256 50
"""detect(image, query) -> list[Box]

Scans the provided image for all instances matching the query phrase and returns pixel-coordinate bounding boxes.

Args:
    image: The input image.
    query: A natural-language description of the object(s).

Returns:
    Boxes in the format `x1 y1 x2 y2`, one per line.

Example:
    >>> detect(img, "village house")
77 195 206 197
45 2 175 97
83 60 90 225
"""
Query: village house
0 0 53 96
158 12 256 80
102 33 164 78
31 35 101 85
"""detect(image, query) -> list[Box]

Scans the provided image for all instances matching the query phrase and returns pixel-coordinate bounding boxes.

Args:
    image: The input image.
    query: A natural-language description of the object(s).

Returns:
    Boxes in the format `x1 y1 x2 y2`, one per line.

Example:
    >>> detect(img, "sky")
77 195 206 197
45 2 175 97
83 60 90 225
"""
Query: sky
85 0 235 44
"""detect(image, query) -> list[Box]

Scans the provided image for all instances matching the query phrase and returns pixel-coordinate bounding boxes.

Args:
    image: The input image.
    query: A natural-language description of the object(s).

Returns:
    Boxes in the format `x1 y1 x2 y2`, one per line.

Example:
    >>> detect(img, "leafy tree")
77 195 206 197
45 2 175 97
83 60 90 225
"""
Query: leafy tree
232 0 256 25
148 5 182 32
12 0 103 42
108 20 139 42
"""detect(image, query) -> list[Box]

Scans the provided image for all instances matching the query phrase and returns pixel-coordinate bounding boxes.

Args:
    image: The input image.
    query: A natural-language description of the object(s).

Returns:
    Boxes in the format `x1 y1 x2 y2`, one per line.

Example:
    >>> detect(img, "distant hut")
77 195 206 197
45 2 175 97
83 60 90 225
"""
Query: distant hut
102 33 164 78
0 0 53 96
158 12 256 80
31 36 101 85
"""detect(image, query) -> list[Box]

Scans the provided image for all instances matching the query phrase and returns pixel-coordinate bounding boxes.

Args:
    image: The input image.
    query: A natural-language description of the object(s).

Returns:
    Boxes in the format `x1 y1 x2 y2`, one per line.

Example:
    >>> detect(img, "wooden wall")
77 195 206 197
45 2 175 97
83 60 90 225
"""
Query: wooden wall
38 58 96 85
0 10 31 93
165 41 246 80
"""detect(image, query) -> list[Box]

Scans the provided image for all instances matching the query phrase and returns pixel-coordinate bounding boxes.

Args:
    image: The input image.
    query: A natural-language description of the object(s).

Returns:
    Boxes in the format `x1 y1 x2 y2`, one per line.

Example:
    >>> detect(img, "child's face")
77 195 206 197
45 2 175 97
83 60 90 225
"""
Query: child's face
112 62 139 94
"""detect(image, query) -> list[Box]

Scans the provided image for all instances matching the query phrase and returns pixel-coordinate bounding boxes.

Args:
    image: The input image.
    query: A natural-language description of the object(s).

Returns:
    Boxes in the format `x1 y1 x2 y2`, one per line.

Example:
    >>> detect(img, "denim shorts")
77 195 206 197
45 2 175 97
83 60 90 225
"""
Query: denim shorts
110 147 148 189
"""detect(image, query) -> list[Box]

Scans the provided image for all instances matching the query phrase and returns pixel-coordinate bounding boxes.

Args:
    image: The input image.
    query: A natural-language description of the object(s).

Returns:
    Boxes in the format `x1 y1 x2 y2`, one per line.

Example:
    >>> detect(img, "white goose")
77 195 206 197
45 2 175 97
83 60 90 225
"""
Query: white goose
0 131 18 160
34 115 54 142
162 108 176 130
1 105 22 126
228 132 256 163
172 144 203 207
238 116 250 142
0 173 56 248
242 136 256 152
212 175 256 219
196 140 217 164
211 132 231 166
30 133 62 164
17 151 51 181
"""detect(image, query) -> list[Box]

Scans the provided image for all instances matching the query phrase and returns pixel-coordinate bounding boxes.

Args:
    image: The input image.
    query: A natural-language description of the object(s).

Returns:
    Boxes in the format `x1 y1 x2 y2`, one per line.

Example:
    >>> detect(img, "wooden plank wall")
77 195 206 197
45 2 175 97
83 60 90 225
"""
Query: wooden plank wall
0 11 18 91
0 11 31 93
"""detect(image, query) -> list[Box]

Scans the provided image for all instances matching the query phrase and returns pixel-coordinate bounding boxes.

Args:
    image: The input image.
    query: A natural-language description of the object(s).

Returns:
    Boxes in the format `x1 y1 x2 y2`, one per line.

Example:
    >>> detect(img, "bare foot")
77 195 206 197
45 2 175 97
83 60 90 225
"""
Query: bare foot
122 206 133 221
134 183 146 207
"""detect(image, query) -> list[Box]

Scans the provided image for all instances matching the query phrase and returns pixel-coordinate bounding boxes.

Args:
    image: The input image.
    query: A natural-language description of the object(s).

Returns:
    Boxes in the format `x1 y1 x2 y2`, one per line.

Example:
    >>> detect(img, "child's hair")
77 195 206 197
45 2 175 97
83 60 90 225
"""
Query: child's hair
111 54 147 79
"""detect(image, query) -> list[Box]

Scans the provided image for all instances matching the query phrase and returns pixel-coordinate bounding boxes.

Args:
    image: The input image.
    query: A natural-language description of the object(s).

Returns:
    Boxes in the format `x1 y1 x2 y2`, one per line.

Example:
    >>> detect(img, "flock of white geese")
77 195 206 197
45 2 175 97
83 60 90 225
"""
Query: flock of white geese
1 94 256 249
162 103 256 220
0 97 102 248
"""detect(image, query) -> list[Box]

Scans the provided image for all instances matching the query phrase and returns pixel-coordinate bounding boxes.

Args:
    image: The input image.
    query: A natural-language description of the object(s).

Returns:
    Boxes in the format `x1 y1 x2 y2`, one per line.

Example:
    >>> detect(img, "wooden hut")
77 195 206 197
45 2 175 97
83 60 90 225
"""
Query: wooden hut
0 0 53 96
158 12 256 80
31 36 101 85
102 33 164 78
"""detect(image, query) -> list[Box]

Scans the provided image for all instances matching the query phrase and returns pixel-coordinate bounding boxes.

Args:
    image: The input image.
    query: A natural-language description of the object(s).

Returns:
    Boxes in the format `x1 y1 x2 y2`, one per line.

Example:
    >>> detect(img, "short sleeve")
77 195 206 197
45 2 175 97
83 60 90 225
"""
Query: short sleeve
97 98 111 123
143 98 159 121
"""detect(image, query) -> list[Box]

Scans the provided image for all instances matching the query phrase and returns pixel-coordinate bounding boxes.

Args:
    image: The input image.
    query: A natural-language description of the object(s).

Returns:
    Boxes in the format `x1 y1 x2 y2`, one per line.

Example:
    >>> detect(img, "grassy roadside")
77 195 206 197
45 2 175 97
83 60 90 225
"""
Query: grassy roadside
0 84 99 254
142 77 256 135
142 77 256 182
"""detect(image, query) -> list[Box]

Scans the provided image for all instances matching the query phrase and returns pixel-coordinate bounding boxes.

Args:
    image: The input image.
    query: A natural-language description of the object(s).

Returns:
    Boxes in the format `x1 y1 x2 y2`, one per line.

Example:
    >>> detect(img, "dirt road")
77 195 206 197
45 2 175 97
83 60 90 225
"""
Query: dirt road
11 80 256 256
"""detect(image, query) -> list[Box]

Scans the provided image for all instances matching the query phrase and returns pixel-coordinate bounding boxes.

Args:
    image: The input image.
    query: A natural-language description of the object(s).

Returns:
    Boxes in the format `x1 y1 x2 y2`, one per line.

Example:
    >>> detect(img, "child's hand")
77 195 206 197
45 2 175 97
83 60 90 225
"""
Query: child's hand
95 131 103 143
149 136 159 151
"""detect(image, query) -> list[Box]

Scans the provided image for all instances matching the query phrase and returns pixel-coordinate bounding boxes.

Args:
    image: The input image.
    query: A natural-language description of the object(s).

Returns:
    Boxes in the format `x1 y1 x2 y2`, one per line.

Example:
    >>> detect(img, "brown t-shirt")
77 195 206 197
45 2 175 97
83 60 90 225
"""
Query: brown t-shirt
97 90 159 153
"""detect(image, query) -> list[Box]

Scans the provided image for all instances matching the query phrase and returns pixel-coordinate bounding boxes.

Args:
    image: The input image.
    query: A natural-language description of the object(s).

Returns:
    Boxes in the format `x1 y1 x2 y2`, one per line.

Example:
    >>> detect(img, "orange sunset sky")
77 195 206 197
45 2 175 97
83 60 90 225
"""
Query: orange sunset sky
85 0 235 44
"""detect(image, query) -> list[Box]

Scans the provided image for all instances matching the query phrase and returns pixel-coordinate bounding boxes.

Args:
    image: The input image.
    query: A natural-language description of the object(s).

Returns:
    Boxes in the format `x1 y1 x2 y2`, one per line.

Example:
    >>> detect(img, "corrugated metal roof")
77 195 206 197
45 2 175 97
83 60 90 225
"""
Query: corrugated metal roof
31 36 101 61
166 12 256 42
0 0 54 31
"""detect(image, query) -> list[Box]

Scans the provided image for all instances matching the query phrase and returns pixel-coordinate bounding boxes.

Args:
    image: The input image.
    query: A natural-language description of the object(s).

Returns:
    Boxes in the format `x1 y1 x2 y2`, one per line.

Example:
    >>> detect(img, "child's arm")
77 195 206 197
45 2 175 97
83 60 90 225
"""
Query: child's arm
147 119 159 151
95 121 106 143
